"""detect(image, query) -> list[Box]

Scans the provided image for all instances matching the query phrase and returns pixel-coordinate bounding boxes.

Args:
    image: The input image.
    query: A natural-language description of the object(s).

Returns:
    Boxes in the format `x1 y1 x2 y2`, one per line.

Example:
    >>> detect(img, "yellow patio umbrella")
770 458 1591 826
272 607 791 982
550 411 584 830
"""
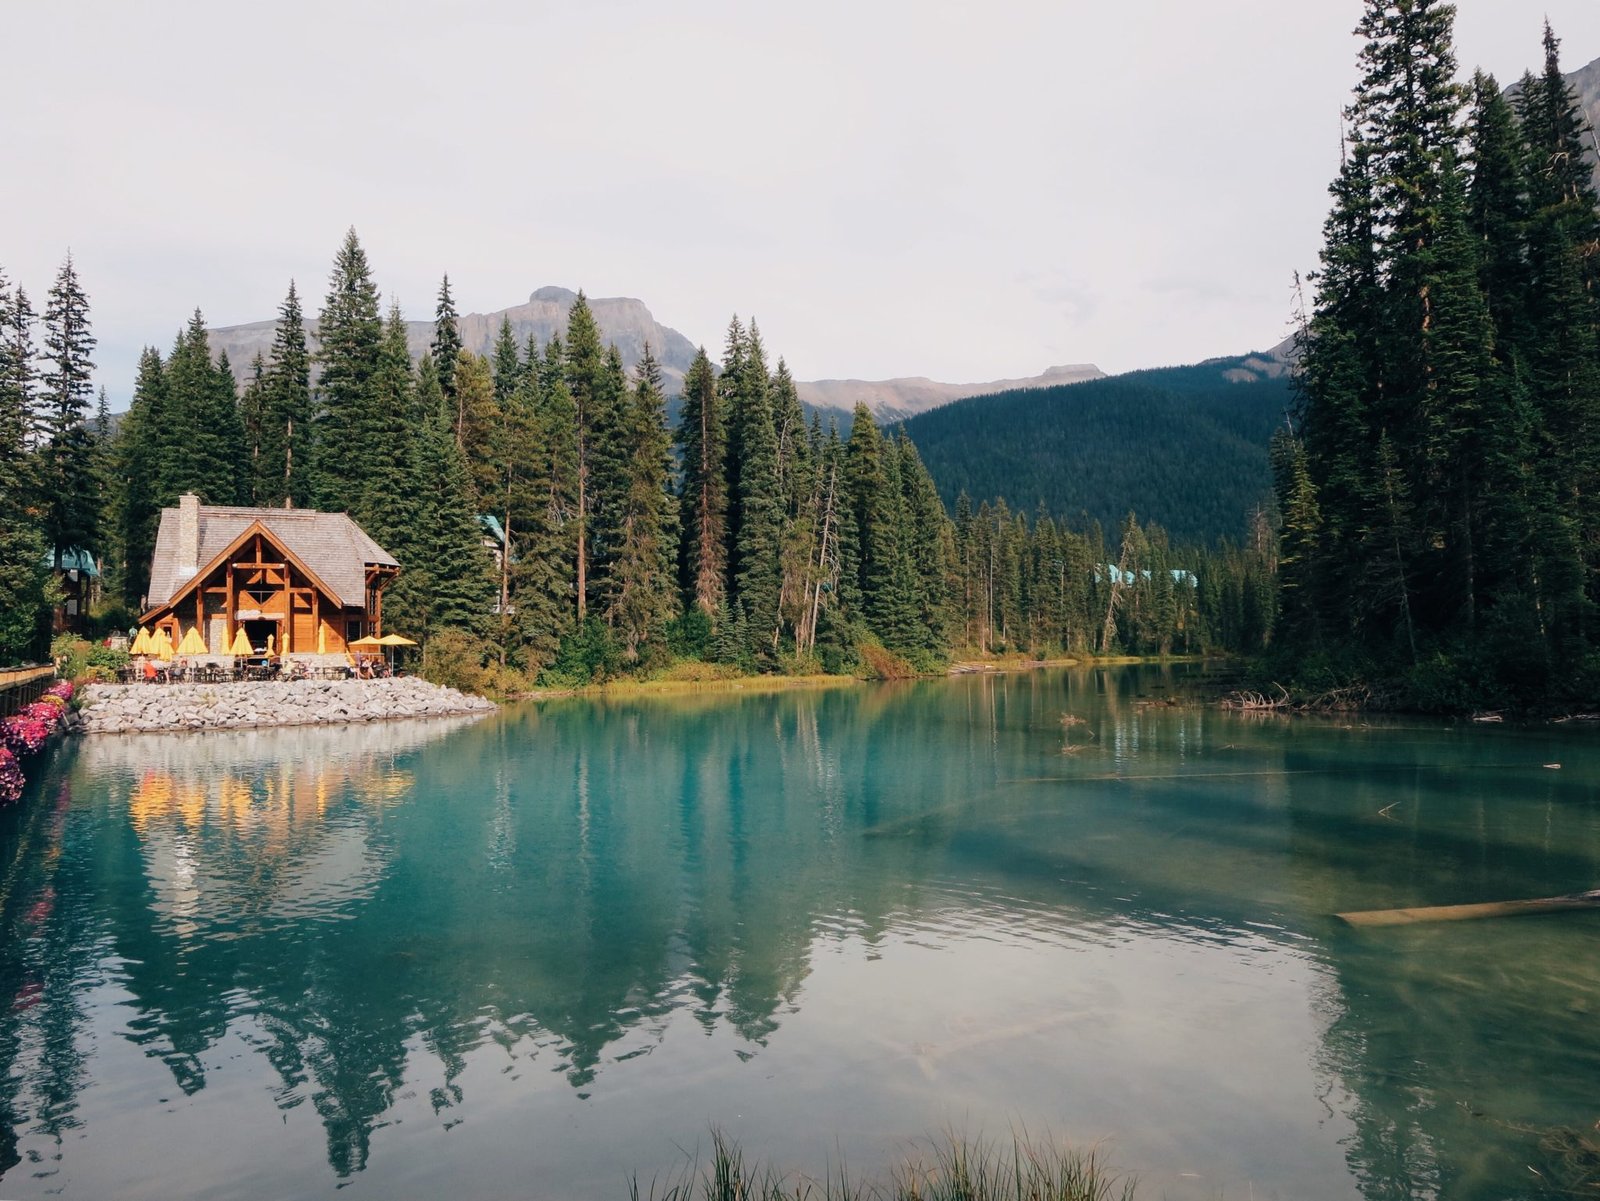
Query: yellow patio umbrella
154 628 175 662
266 633 274 655
349 636 383 649
227 627 252 656
316 623 327 654
130 627 152 655
376 632 416 672
177 626 207 655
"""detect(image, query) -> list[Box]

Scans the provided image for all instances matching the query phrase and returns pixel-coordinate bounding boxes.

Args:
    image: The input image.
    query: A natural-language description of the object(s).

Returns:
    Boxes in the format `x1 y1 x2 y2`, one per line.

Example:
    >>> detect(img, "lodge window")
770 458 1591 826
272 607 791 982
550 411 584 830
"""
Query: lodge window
347 619 363 644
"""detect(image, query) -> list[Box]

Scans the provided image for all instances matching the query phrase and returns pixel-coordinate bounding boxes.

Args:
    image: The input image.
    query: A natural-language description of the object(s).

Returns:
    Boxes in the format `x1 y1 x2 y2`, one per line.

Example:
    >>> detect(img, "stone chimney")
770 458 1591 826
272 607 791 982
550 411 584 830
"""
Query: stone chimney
176 493 200 581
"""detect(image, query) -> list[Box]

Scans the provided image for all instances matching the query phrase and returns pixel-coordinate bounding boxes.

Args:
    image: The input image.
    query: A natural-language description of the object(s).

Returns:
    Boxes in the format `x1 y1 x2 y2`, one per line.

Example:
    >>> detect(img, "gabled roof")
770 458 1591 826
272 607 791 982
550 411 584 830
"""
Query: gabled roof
44 547 99 577
145 504 398 611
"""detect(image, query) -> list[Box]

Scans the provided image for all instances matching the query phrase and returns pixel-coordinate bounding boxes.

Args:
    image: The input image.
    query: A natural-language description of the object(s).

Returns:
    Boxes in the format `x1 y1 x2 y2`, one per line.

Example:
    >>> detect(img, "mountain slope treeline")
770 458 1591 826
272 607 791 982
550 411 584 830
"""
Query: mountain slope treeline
904 356 1293 547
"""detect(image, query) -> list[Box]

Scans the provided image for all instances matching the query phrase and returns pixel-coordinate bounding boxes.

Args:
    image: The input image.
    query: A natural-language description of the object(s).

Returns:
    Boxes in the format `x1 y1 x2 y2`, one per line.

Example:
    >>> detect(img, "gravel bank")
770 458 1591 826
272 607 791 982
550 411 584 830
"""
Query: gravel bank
77 677 495 735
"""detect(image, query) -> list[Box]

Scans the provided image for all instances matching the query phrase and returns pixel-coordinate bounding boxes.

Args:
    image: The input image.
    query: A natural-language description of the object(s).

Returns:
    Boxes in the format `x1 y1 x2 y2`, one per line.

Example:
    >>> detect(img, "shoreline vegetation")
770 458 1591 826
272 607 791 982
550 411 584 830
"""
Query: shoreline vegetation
630 1130 1136 1201
503 654 1223 704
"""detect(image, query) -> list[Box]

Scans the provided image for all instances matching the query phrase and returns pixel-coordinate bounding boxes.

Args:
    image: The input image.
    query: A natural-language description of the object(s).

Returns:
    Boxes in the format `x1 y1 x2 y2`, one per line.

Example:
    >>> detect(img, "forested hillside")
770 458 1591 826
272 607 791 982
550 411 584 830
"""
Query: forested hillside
905 355 1293 546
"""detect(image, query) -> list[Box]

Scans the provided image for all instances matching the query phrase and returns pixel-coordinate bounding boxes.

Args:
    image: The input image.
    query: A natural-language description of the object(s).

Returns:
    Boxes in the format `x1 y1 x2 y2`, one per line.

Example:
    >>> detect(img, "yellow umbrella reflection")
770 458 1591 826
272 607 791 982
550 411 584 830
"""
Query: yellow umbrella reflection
177 626 207 655
227 627 252 656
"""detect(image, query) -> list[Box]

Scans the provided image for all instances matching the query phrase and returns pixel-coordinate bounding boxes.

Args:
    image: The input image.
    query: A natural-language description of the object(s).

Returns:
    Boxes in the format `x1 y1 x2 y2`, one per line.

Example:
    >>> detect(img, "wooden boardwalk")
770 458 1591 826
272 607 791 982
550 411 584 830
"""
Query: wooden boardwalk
0 667 55 718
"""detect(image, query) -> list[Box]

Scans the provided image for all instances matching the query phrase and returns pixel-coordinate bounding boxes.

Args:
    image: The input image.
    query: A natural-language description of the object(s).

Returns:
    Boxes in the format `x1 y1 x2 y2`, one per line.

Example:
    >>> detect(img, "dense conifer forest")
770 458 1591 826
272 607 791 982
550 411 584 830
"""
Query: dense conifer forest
1277 4 1600 708
0 234 1272 687
904 358 1292 546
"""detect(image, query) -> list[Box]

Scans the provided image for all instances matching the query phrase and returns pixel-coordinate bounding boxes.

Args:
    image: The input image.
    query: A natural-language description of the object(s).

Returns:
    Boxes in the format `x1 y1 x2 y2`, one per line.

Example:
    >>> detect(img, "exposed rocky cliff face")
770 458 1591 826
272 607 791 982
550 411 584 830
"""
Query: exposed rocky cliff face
208 285 699 394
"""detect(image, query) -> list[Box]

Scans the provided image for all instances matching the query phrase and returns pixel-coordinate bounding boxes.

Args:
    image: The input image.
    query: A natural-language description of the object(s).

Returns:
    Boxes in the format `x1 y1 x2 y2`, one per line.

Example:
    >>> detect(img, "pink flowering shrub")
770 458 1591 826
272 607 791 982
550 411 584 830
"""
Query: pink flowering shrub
0 748 23 806
22 702 59 723
44 681 73 702
3 717 52 754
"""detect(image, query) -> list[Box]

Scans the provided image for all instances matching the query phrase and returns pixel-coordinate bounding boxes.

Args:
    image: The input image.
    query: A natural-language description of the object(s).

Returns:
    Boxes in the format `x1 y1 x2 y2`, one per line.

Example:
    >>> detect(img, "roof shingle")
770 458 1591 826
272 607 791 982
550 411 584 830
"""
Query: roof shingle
146 505 398 611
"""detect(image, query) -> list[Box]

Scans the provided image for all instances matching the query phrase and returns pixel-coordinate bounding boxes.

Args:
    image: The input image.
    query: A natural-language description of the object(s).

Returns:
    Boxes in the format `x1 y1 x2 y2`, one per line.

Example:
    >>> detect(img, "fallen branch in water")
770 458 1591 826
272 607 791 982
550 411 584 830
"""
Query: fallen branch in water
1218 682 1374 713
1337 889 1600 927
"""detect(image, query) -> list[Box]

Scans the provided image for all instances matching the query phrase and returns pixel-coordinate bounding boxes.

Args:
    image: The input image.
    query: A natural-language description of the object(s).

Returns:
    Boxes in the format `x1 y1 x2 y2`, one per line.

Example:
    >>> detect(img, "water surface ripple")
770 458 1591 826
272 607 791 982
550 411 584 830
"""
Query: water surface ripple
1 667 1598 1200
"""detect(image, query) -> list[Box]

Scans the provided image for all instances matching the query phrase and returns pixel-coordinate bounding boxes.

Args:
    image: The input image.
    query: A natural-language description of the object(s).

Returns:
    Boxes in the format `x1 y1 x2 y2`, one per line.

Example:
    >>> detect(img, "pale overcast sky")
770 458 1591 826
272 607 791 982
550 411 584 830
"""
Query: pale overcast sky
6 0 1600 405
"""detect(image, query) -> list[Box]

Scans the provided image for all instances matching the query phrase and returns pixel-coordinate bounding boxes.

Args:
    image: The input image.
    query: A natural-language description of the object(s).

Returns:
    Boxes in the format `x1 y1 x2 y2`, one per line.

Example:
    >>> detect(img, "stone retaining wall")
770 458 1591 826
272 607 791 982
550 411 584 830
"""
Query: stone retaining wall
78 677 496 735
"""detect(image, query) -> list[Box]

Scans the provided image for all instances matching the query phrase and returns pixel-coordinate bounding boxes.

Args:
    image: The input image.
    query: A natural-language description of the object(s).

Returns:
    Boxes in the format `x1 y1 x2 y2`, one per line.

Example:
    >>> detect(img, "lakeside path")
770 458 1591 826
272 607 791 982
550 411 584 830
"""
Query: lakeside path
76 677 495 735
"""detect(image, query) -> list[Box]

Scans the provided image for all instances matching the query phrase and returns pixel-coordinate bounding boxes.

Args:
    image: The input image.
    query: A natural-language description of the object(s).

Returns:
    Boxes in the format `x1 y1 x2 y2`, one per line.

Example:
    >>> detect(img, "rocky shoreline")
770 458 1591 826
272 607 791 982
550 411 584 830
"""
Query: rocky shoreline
76 677 496 735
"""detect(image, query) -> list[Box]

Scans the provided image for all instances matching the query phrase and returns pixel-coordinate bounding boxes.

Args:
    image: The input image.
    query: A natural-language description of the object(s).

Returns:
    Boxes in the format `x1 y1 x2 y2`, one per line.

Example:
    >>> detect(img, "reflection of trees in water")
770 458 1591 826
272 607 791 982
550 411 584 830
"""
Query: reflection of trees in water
1276 731 1600 1201
6 667 1470 1188
0 776 97 1187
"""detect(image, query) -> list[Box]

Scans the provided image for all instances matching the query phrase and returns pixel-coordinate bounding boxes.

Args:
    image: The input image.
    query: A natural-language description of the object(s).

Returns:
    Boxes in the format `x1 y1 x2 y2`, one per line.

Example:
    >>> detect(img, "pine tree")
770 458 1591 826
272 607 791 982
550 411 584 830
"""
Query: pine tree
609 345 677 657
113 347 167 608
389 388 494 646
491 315 522 405
261 280 313 508
1465 72 1531 360
563 291 621 622
314 229 383 511
675 347 728 615
38 254 98 566
728 322 783 657
433 273 462 405
161 310 239 503
361 303 422 548
239 353 268 503
1519 23 1600 630
0 269 48 661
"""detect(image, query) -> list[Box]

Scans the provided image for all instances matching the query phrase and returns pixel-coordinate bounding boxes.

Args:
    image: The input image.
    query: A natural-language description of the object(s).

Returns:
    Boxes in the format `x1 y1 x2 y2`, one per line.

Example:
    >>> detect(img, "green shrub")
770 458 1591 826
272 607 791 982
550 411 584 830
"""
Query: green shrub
541 617 623 688
421 629 492 696
51 634 92 682
87 645 129 671
666 609 712 660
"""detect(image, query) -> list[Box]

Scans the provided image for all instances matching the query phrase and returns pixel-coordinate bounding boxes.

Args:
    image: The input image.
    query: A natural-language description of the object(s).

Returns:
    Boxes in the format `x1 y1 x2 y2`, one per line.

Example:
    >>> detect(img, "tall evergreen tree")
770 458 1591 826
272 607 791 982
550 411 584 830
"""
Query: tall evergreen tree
314 229 383 511
433 273 462 405
239 353 268 503
675 347 728 615
113 348 167 608
491 316 522 405
0 269 48 661
261 280 313 508
608 345 677 657
728 322 783 656
38 254 98 566
161 310 240 503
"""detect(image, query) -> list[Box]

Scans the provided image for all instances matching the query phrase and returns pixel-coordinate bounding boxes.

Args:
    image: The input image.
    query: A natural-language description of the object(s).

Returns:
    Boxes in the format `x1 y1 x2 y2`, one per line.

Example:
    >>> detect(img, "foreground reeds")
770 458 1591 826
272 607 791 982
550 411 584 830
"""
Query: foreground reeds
629 1130 1137 1201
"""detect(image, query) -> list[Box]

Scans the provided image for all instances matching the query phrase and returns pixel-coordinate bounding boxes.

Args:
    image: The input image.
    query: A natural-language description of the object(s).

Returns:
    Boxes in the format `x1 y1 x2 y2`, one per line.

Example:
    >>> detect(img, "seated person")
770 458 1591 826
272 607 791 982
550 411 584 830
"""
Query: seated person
142 659 158 682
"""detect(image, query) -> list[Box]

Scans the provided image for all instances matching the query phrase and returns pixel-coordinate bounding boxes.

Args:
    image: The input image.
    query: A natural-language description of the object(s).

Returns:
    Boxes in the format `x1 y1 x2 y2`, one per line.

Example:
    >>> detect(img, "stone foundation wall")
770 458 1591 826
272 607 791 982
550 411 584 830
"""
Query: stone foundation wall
78 677 495 735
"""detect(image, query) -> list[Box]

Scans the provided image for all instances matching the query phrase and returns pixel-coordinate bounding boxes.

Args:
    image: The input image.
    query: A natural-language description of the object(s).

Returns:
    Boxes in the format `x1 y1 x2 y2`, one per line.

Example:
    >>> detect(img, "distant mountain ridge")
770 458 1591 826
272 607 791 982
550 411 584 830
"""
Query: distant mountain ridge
795 364 1104 422
207 286 1104 419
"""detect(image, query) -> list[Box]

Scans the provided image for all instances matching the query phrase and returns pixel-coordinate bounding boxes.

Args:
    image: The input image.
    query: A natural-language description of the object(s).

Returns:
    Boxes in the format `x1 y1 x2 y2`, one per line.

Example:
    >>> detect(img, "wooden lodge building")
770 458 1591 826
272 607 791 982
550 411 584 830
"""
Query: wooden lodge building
139 494 399 658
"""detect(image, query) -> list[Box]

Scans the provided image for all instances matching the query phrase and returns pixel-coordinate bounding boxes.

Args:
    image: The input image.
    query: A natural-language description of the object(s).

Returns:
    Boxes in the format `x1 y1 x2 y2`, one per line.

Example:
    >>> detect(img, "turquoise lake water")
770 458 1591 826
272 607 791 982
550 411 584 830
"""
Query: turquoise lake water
2 666 1599 1200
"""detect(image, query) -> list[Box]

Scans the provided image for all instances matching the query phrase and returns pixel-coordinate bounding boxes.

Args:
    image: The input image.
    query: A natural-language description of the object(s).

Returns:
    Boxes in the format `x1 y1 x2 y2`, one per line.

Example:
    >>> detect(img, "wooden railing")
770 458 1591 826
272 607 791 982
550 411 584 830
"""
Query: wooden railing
0 667 55 718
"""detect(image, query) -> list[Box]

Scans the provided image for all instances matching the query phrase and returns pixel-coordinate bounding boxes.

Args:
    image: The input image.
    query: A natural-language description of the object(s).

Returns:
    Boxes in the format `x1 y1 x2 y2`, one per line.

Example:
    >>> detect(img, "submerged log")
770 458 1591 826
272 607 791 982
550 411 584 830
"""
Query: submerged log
1336 889 1600 927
